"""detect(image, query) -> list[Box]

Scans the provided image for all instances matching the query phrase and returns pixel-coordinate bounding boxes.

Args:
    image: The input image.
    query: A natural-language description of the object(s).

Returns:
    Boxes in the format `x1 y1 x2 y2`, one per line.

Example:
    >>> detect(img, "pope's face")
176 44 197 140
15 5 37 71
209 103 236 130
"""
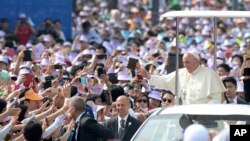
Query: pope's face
183 53 199 73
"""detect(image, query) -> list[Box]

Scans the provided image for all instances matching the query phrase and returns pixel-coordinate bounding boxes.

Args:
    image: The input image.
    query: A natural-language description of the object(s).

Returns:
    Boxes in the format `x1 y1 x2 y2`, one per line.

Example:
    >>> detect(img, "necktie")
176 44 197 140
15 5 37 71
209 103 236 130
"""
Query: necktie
118 119 125 139
70 122 79 141
230 100 236 104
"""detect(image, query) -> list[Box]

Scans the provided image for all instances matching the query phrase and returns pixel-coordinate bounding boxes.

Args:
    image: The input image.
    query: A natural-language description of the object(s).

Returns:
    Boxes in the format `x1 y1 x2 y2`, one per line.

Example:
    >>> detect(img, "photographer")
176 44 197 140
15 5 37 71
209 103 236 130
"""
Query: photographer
14 13 36 45
37 18 59 41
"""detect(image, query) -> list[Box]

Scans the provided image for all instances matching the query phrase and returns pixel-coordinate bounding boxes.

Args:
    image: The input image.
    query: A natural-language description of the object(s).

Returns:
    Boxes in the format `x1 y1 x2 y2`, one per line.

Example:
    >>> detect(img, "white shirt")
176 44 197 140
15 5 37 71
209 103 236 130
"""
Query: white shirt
75 112 85 140
223 97 237 104
118 114 129 132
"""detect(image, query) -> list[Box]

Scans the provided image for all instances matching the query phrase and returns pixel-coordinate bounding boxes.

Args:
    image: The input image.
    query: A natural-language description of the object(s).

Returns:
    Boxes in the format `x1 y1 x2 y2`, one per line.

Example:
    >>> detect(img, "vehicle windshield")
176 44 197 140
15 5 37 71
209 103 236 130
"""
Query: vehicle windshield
132 114 250 141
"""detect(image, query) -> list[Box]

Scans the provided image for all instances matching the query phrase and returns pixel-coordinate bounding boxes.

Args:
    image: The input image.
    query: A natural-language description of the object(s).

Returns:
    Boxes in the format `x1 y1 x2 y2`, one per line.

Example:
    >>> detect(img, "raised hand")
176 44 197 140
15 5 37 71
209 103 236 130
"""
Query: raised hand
6 108 21 117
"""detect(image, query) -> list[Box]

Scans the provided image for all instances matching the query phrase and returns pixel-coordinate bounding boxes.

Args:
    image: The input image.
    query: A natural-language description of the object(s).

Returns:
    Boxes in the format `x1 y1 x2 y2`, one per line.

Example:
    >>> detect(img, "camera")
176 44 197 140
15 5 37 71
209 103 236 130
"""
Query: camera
100 90 112 105
97 67 106 77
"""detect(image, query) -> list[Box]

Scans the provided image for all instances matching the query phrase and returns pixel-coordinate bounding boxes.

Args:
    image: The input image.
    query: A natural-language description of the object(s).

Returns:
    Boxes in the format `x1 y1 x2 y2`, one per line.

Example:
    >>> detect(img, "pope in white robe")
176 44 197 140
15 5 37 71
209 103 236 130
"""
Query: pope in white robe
148 51 226 104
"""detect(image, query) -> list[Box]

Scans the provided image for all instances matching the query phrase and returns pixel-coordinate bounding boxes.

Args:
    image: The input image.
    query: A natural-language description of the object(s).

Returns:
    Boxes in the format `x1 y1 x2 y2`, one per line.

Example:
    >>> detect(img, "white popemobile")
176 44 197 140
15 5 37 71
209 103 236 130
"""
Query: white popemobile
132 11 250 141
131 104 250 141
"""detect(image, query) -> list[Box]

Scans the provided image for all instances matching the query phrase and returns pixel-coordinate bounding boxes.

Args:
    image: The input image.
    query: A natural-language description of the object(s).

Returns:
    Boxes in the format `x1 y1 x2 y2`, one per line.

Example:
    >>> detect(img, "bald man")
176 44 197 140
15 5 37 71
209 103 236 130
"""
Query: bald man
148 51 226 104
103 96 141 141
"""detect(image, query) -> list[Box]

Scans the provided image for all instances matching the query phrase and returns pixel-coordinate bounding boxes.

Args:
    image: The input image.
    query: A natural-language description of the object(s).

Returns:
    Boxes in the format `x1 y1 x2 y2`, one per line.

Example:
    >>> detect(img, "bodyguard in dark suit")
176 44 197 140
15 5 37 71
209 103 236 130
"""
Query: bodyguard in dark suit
103 95 142 141
222 77 248 105
237 97 248 104
68 96 114 141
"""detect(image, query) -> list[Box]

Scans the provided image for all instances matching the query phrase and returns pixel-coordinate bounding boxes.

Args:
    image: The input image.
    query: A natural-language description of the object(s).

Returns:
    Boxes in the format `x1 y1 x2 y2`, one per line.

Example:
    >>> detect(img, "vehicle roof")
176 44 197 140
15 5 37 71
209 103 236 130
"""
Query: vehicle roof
156 104 250 116
161 11 250 18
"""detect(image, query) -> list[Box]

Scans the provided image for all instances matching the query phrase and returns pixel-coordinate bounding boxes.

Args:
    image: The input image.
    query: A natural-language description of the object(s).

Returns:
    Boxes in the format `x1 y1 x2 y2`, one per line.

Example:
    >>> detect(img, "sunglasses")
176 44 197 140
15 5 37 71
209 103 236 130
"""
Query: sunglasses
162 98 173 103
137 99 148 103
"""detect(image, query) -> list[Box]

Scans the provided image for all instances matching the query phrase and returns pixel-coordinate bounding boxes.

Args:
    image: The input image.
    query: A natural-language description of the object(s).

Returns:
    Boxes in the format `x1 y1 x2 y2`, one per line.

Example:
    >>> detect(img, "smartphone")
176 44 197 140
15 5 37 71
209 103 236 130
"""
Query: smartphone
101 90 112 105
54 64 62 69
45 76 54 81
243 68 250 76
23 50 32 61
42 97 53 106
108 73 118 84
0 70 9 83
97 67 106 77
167 53 184 74
96 54 107 60
79 77 88 85
11 76 17 81
44 80 52 90
34 77 39 83
137 74 143 81
23 74 34 87
127 58 139 70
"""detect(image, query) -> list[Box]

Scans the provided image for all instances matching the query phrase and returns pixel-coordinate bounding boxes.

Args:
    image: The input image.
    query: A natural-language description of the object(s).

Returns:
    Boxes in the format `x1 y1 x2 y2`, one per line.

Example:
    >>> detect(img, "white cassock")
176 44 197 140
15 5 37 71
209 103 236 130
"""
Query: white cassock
148 66 226 104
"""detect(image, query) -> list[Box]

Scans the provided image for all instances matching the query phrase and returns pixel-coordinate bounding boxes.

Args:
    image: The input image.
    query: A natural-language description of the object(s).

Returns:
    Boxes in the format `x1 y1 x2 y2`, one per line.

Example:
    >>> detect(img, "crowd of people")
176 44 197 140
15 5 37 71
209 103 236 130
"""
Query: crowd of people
0 0 249 141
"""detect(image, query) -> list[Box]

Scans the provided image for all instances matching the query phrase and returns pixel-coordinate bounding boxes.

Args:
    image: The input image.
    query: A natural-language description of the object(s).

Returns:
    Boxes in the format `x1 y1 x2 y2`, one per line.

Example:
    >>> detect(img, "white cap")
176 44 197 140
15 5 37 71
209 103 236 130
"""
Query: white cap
195 19 202 25
82 49 95 55
122 0 129 5
181 18 189 25
96 105 105 113
83 6 91 11
41 59 50 66
223 39 233 47
26 43 33 48
79 35 88 42
63 41 72 47
244 32 250 39
187 50 200 61
9 72 17 78
195 25 202 30
200 53 209 60
102 41 112 55
204 25 212 31
43 35 50 42
79 11 88 17
216 50 225 60
201 29 210 36
19 68 30 75
148 90 162 101
0 31 6 38
54 58 66 65
183 124 209 141
0 56 9 65
202 19 209 25
92 7 99 12
170 38 177 47
117 71 131 81
116 45 126 51
101 1 108 7
19 13 26 19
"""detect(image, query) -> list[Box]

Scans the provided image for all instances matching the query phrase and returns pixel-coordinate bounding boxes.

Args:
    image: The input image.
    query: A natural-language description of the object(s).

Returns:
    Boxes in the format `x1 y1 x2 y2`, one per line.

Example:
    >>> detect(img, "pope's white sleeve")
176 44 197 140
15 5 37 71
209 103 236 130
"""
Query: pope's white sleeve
42 115 64 139
148 75 169 89
207 92 222 104
0 123 13 139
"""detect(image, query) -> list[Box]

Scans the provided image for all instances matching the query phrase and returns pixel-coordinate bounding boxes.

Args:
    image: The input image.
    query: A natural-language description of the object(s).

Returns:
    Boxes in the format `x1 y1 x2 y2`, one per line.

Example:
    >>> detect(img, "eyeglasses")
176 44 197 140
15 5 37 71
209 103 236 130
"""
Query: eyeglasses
162 98 173 103
137 99 148 103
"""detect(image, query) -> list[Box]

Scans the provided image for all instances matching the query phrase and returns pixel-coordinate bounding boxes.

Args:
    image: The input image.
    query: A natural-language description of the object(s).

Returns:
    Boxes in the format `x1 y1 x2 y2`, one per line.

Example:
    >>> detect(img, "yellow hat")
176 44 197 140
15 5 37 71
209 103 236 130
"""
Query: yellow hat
25 88 43 101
